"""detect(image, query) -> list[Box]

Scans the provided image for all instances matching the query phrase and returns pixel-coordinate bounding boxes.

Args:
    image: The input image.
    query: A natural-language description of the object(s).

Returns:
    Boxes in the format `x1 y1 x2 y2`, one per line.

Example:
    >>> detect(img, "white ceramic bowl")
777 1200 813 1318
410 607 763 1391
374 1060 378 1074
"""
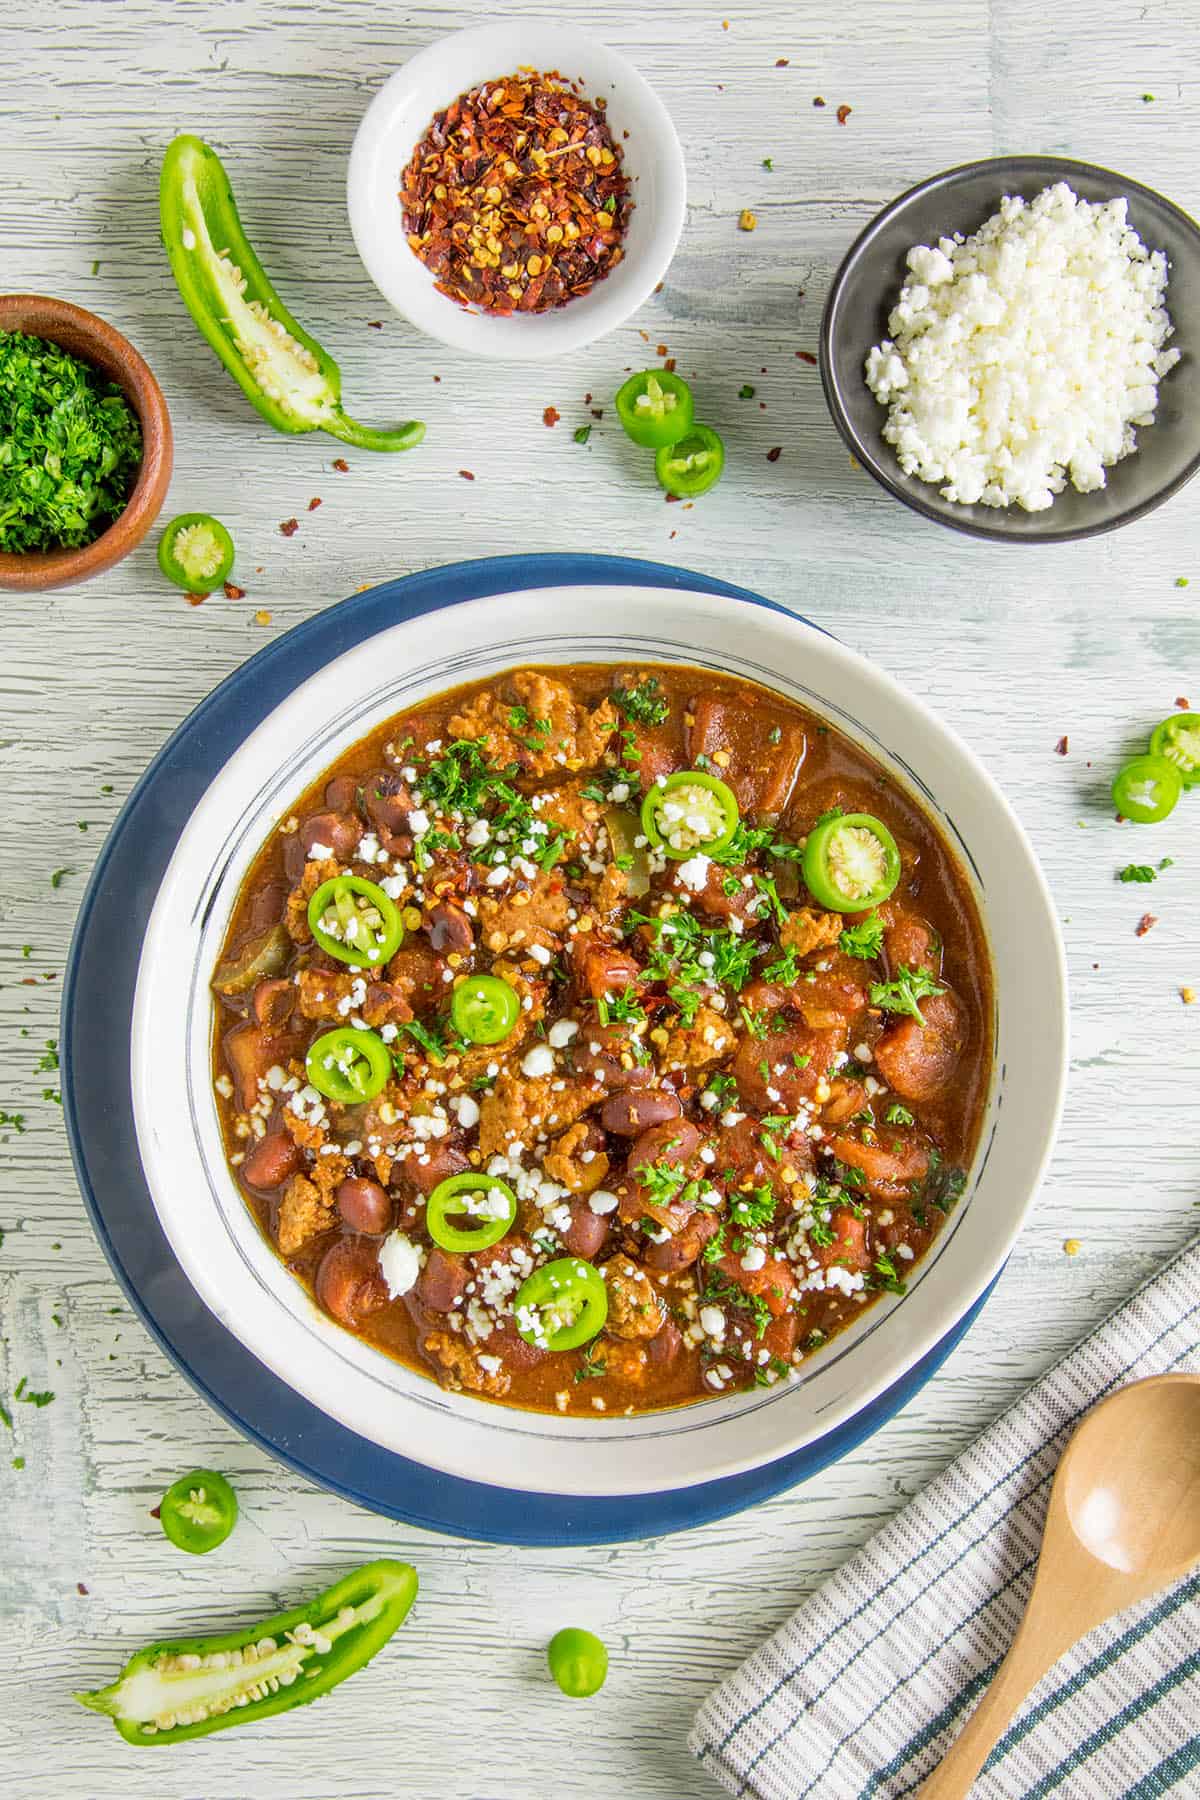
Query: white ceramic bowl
131 583 1067 1498
347 22 686 359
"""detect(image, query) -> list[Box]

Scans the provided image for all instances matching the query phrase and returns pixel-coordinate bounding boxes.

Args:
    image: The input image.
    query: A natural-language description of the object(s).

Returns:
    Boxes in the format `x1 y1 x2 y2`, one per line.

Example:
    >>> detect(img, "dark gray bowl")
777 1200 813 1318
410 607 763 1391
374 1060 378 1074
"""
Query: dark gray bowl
820 155 1200 543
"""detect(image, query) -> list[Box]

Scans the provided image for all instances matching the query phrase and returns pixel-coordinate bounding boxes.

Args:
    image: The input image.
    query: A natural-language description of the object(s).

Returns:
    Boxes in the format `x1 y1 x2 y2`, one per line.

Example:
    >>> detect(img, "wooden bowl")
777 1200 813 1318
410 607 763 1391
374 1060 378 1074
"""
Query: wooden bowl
0 295 173 590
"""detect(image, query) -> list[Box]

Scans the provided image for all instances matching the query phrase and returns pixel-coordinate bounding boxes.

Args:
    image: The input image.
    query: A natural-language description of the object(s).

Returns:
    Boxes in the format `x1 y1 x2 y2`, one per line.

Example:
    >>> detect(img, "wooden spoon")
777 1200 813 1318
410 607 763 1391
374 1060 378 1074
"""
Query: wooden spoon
919 1372 1200 1798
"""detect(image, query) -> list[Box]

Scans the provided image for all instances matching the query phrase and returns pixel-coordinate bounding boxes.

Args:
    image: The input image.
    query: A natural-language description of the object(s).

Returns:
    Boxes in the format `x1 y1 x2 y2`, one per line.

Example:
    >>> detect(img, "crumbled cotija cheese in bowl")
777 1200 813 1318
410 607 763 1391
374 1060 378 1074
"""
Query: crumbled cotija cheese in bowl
865 182 1180 511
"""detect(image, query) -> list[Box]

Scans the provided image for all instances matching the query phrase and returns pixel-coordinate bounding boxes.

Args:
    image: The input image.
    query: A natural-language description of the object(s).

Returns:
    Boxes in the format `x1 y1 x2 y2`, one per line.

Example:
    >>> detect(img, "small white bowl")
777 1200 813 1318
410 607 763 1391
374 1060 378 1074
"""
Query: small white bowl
347 21 686 360
131 580 1068 1500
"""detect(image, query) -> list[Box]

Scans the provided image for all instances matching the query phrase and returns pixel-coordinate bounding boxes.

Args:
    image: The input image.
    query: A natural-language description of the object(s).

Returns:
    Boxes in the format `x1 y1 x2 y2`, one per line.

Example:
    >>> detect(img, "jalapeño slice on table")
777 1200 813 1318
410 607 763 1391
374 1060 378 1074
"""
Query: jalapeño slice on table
305 1027 391 1104
514 1257 608 1352
158 1469 238 1555
449 973 521 1045
426 1172 518 1253
1148 712 1200 791
640 770 740 860
307 875 404 966
802 811 902 911
654 424 726 498
615 369 695 449
76 1560 418 1743
1111 753 1183 824
157 513 235 591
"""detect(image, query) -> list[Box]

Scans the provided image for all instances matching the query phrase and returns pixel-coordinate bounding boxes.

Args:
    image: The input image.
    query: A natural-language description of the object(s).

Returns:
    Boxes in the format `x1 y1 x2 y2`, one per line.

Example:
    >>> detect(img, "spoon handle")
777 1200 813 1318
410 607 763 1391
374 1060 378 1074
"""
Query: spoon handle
916 1610 1065 1799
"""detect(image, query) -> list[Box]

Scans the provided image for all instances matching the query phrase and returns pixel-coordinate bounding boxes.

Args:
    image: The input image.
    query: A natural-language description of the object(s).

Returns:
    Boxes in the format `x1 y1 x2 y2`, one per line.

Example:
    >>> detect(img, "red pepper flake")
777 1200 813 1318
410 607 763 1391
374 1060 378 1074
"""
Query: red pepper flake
663 358 676 373
669 529 677 538
543 406 561 427
186 591 207 606
1176 696 1190 709
837 104 853 124
279 518 299 537
656 343 668 357
400 72 632 317
149 1505 161 1519
332 457 350 472
665 492 682 504
776 57 790 66
433 374 441 382
766 446 782 462
308 497 322 511
223 582 246 600
813 96 826 107
590 407 604 419
1135 913 1158 937
367 320 383 328
77 1583 89 1596
584 392 593 404
796 349 817 364
1055 735 1069 756
459 469 476 480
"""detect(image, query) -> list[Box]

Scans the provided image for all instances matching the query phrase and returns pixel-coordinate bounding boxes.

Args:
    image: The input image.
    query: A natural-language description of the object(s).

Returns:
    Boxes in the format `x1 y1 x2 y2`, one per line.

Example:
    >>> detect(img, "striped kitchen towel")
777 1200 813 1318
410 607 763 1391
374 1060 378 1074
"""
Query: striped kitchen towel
690 1237 1200 1800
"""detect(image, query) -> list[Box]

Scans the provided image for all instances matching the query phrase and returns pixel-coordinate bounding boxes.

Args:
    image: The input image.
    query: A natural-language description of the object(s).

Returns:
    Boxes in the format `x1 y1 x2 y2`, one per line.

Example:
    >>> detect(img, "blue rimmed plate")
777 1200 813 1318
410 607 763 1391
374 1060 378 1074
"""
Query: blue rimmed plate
62 553 1063 1543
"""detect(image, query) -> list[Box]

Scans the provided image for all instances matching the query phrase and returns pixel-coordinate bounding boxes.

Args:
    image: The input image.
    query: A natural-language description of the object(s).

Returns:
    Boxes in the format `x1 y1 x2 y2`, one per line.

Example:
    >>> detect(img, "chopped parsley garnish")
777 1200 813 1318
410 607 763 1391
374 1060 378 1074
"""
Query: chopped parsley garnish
398 1017 452 1066
754 1356 789 1386
870 1253 907 1296
885 1102 915 1126
808 1209 836 1248
739 383 756 398
702 1221 728 1264
753 872 788 926
50 868 71 889
731 1184 777 1228
1117 863 1157 883
705 1072 738 1104
839 913 885 960
738 1003 768 1039
21 945 33 959
612 676 669 727
0 329 143 554
0 1112 27 1136
574 1348 607 1382
36 1039 59 1074
761 944 801 985
595 986 645 1027
869 964 945 1024
573 424 592 445
636 1159 701 1211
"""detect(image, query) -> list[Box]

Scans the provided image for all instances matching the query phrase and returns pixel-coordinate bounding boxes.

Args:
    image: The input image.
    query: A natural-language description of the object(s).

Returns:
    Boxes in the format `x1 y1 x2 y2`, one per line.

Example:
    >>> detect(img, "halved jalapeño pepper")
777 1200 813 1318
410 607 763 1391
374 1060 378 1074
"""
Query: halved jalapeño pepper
160 136 425 453
615 369 695 449
802 812 901 911
1149 712 1200 790
449 973 521 1045
641 770 740 860
76 1559 418 1744
514 1257 608 1351
426 1172 518 1253
305 1027 391 1103
307 875 404 967
1111 753 1182 824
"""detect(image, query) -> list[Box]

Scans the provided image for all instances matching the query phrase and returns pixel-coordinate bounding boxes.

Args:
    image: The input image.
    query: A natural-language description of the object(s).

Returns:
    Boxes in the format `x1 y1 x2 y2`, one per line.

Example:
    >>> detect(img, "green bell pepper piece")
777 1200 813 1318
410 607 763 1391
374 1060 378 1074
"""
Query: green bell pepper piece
75 1559 418 1744
160 135 425 454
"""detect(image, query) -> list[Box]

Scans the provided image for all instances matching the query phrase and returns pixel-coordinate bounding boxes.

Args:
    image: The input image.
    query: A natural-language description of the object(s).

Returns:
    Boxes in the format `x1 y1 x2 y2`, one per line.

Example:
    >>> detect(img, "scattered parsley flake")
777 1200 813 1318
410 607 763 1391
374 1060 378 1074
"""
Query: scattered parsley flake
1118 863 1157 883
869 964 945 1024
50 868 71 889
573 425 592 445
885 1102 915 1126
612 677 669 727
839 914 884 960
739 384 756 399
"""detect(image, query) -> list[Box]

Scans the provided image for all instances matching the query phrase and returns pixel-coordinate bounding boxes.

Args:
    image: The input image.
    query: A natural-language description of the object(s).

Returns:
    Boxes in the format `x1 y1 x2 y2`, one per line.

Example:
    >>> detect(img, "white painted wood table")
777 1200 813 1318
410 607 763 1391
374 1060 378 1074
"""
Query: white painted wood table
1 2 1197 1795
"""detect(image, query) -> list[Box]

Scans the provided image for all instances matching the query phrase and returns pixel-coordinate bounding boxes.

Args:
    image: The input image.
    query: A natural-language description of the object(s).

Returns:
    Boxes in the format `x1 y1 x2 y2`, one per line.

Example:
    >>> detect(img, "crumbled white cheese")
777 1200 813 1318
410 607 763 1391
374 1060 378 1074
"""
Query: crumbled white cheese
407 809 430 835
588 1190 619 1215
865 182 1180 511
676 852 713 893
452 1093 480 1129
521 1043 556 1078
378 1231 422 1298
547 1019 579 1049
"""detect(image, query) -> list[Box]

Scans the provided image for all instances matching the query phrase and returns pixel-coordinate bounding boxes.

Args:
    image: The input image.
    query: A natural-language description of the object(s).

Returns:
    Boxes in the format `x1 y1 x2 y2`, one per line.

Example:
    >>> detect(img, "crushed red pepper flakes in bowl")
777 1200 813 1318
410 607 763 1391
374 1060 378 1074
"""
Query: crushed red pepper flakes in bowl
400 71 632 317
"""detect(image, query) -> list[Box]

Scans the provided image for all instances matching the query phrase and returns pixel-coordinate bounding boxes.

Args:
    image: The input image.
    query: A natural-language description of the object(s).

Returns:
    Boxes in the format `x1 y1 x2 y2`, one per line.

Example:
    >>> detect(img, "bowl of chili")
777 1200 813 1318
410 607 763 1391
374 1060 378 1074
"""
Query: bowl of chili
123 567 1069 1503
0 294 173 591
347 22 686 358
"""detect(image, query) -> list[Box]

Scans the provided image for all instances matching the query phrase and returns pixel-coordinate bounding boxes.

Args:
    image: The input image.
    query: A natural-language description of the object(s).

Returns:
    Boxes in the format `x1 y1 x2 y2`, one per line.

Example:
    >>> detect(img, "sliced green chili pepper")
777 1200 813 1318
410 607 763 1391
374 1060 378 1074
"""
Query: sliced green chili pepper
655 424 725 498
308 875 404 967
76 1559 418 1744
603 805 652 895
514 1257 608 1351
157 513 235 591
547 1626 609 1697
802 812 901 911
1149 712 1200 790
160 136 424 453
641 770 740 860
305 1027 391 1104
615 369 695 449
1111 753 1182 824
449 973 521 1045
158 1469 238 1555
426 1172 517 1253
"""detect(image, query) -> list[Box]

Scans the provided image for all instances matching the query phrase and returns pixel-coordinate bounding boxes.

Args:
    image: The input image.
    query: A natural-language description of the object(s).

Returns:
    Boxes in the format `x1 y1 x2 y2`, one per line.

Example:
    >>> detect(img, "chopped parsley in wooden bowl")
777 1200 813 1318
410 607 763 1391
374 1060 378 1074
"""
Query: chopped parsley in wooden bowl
0 295 172 590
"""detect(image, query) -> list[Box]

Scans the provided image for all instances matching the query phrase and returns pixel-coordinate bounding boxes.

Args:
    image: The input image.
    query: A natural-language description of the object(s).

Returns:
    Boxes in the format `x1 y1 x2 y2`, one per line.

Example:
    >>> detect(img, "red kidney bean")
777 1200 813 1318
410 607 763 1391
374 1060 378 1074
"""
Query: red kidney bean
299 810 363 861
561 1199 610 1260
324 774 360 813
362 770 413 836
336 1177 392 1234
600 1088 682 1137
417 1246 469 1312
252 977 296 1032
315 1238 388 1327
644 1210 719 1273
425 901 473 955
572 1024 653 1091
404 1143 469 1196
240 1130 301 1190
485 1324 548 1371
628 1118 700 1174
647 1317 683 1367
